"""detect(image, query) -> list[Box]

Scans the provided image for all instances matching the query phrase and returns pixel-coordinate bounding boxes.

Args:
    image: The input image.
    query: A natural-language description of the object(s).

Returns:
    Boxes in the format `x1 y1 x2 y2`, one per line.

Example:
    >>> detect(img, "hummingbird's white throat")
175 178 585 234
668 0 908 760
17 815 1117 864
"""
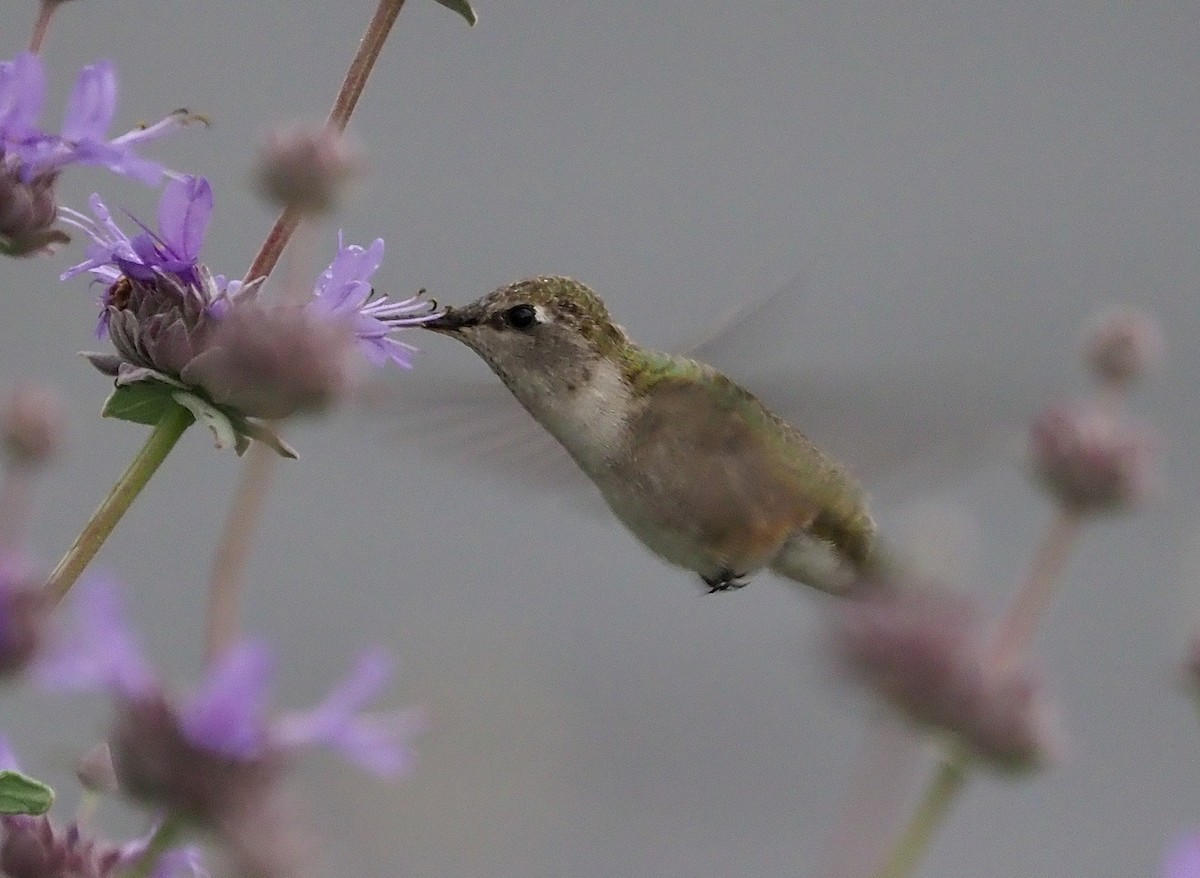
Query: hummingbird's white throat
529 356 633 471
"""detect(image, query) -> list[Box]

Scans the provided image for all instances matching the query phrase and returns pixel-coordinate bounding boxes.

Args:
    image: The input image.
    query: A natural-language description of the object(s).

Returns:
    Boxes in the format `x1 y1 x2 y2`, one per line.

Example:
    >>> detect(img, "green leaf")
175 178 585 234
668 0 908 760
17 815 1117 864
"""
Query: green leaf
102 382 193 428
0 769 54 815
433 0 477 25
172 391 239 452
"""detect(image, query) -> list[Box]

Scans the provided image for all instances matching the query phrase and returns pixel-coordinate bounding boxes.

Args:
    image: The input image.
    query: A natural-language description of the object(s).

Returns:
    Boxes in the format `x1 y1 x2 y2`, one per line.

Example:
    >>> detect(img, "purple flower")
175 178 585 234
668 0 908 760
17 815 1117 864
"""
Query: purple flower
1 52 190 185
61 175 216 316
306 232 440 368
0 52 194 257
0 736 205 878
61 180 438 419
1165 833 1200 878
37 577 418 878
38 576 420 806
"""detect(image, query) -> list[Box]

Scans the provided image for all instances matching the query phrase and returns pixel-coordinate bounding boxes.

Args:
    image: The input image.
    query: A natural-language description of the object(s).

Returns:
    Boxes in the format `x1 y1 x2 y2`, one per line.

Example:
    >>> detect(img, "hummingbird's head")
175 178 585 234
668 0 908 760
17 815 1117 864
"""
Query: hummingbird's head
424 276 630 393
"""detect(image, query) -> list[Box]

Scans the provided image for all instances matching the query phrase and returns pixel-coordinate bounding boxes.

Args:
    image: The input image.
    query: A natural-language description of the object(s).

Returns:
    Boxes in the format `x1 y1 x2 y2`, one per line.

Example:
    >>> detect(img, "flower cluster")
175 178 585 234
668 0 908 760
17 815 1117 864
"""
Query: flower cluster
832 586 1062 772
59 175 439 446
1029 307 1163 515
0 737 203 878
37 576 421 876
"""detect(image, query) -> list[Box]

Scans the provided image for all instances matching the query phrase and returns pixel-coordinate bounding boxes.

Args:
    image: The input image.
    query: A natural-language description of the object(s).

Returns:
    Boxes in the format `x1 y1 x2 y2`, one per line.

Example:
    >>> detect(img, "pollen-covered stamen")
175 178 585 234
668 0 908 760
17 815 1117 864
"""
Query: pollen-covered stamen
106 275 133 312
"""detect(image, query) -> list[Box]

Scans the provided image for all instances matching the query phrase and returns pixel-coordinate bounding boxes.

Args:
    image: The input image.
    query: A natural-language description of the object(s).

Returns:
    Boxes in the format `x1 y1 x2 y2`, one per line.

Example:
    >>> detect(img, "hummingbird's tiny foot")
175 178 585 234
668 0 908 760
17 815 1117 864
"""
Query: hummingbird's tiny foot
702 569 748 593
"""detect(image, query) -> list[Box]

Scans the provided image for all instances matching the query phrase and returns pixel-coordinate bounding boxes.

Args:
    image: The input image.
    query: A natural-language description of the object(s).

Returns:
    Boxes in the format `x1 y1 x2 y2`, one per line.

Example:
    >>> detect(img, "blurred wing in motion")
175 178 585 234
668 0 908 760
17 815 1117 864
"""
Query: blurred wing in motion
357 373 602 509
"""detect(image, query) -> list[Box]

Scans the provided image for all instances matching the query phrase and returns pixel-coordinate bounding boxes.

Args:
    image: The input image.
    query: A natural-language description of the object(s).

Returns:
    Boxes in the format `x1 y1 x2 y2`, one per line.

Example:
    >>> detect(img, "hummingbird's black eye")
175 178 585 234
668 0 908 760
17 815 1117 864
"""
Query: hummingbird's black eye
504 303 538 330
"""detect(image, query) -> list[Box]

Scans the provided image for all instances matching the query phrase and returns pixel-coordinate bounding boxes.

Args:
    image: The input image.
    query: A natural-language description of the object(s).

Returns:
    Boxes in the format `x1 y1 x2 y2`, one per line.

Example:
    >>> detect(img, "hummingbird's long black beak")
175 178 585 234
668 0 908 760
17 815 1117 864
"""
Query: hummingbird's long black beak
422 307 472 334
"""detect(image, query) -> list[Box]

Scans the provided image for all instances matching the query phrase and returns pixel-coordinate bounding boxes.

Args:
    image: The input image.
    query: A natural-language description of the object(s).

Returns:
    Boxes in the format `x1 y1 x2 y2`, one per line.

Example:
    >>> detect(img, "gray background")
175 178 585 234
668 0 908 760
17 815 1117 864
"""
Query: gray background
3 2 1199 876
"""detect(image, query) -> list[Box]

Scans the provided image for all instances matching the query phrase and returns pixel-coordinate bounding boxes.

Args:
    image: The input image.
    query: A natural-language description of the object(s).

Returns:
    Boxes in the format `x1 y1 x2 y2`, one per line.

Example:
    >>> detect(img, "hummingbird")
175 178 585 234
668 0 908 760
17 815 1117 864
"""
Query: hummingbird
423 275 880 594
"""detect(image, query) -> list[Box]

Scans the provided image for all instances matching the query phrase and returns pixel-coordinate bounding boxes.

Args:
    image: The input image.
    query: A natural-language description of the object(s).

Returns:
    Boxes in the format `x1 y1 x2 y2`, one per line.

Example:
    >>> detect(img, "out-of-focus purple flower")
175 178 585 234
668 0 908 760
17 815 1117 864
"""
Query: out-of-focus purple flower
0 815 205 878
307 232 440 368
38 576 420 814
0 52 194 257
1163 833 1200 878
832 586 1064 772
181 304 358 419
0 736 204 878
1 52 191 185
1029 403 1159 515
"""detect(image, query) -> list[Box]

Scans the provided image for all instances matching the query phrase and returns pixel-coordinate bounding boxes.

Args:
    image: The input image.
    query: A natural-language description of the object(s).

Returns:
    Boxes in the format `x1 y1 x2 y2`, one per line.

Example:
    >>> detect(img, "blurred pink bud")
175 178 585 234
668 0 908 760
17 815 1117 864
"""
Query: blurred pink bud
833 587 1064 772
1029 404 1158 515
1082 307 1163 388
254 121 363 214
2 385 65 468
182 304 358 419
75 742 120 795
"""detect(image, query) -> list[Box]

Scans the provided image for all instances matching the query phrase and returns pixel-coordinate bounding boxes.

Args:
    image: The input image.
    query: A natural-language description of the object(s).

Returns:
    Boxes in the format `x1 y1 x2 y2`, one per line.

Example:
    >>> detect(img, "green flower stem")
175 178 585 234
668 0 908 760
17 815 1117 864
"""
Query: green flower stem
44 405 192 605
873 748 971 878
120 813 185 878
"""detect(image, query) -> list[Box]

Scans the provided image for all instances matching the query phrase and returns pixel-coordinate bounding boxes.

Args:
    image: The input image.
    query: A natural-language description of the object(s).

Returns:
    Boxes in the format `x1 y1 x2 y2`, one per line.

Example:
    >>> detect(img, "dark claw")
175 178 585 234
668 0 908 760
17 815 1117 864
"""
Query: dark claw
701 569 748 593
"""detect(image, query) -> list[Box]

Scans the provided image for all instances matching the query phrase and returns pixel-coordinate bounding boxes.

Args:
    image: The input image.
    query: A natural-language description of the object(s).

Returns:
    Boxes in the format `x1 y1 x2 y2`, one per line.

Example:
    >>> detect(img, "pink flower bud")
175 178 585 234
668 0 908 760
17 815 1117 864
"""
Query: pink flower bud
1029 404 1158 514
833 588 1064 772
254 121 362 214
1 385 64 468
1082 307 1163 388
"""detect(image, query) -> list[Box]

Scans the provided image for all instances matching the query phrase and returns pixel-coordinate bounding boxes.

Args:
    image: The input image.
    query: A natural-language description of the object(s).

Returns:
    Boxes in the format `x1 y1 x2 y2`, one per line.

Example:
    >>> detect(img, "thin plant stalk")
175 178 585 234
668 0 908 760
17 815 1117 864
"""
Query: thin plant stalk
865 509 1084 878
208 0 409 662
44 405 193 605
872 748 970 878
28 0 58 53
815 715 925 878
990 510 1083 672
205 440 275 662
242 0 408 284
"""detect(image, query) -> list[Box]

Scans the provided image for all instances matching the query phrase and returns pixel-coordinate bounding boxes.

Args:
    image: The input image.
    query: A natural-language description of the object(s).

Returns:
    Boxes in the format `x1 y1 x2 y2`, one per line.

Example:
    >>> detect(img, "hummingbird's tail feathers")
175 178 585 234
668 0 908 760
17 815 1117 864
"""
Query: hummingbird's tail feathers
769 534 858 595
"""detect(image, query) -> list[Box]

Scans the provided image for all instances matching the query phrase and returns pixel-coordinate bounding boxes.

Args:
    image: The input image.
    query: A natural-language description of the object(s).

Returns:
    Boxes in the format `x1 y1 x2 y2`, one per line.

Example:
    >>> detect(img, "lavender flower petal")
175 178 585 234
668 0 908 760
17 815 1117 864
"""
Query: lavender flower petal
1164 833 1200 878
0 735 18 771
0 53 45 142
306 233 438 367
34 574 155 699
275 649 420 776
58 60 117 145
179 640 275 761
